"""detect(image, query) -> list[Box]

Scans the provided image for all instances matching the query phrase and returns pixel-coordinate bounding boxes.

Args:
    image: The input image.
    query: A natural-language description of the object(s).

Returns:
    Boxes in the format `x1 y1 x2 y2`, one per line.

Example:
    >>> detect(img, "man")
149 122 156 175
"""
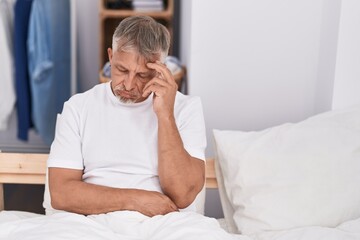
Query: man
46 16 237 239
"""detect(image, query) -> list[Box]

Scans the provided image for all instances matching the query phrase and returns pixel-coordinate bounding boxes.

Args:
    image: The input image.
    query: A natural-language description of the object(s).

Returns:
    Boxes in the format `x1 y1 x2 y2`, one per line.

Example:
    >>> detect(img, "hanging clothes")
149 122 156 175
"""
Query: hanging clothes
0 0 14 52
0 0 16 131
28 0 71 145
14 0 33 140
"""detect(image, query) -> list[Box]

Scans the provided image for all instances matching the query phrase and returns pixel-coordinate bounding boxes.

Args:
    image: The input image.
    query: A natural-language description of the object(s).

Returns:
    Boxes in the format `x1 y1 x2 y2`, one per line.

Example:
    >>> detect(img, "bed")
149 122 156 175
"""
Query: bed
0 153 243 240
0 153 219 210
1 105 360 240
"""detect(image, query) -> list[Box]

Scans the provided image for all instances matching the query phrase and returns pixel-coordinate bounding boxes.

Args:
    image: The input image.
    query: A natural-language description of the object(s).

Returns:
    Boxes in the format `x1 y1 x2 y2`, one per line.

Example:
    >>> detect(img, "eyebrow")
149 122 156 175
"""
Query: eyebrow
114 63 127 69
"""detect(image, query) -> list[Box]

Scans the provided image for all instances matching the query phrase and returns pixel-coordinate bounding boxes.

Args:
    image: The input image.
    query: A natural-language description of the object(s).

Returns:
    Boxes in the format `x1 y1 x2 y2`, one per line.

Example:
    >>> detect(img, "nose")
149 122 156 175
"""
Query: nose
123 73 136 90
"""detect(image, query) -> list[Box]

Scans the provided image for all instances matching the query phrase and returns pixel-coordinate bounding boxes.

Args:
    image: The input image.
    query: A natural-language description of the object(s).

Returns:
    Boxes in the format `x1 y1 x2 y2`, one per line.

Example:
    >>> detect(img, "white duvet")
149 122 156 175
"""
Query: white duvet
253 217 360 240
0 210 247 240
1 211 360 240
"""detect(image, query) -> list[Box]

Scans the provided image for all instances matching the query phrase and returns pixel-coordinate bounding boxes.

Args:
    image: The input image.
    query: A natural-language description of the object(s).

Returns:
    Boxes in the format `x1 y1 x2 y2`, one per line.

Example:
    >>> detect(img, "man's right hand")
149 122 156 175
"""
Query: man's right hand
131 190 179 217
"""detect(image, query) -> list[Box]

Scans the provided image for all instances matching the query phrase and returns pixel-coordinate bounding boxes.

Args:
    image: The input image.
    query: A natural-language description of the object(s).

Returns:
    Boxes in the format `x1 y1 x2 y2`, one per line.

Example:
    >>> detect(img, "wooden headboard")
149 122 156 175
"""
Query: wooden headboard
0 153 217 211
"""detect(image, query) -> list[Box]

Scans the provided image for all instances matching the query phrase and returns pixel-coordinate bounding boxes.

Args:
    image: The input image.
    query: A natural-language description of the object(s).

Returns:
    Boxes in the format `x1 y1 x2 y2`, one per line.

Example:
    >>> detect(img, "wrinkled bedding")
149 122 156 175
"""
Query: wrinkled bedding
252 217 360 240
1 211 360 240
0 211 247 240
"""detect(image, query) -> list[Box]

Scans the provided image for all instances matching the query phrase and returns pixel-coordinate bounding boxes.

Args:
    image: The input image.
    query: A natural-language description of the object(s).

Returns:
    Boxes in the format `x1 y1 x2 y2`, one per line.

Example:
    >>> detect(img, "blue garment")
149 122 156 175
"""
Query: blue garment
14 0 33 141
27 0 71 145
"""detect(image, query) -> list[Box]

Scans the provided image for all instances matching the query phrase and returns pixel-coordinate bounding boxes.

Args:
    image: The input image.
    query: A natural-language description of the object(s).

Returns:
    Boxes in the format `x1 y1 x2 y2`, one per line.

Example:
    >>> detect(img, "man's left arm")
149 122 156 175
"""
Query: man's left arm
157 114 205 209
143 61 206 209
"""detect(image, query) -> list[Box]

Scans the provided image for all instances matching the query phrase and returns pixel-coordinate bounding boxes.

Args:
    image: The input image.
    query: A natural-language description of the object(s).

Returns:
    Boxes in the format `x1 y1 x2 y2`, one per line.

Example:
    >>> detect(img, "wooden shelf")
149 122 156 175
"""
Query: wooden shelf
99 0 173 20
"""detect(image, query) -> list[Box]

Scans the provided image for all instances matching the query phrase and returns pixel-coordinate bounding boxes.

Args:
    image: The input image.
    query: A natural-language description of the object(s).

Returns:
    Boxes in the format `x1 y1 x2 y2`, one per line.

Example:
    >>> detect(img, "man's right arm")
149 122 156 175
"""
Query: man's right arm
49 167 178 216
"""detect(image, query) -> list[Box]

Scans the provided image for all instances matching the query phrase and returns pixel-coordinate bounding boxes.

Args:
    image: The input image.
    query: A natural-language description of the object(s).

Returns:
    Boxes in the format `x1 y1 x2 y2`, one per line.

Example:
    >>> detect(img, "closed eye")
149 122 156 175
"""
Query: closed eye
139 70 156 79
139 74 150 79
116 66 128 73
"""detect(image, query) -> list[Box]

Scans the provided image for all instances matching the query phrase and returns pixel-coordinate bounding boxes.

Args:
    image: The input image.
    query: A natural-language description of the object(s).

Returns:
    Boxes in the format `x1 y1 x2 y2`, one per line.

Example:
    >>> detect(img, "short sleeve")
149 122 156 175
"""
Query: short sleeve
47 100 84 170
178 97 207 161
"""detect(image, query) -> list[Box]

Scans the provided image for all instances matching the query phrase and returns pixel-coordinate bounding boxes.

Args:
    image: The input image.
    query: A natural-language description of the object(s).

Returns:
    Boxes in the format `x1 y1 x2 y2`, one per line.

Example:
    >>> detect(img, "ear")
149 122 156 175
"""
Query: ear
107 48 113 64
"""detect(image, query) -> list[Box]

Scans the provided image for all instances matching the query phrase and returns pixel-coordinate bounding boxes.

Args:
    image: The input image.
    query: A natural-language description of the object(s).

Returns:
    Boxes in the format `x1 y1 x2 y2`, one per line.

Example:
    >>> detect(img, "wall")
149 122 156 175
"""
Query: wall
76 0 100 92
332 0 360 109
180 0 342 218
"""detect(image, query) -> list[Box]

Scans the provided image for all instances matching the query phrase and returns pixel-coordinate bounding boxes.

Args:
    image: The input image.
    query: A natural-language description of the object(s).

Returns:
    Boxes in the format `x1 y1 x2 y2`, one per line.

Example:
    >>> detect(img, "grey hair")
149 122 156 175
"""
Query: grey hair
112 15 170 62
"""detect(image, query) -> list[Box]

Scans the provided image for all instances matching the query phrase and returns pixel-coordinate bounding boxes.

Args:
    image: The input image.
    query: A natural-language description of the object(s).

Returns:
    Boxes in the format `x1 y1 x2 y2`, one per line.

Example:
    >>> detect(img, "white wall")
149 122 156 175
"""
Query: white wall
181 0 342 218
332 0 360 109
180 0 191 68
183 0 341 157
76 0 99 92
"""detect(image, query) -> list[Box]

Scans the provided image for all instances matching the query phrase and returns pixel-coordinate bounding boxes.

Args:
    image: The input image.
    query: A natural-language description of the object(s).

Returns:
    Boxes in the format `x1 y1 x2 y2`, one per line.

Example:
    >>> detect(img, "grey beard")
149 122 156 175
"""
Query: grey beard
113 84 140 104
115 95 136 104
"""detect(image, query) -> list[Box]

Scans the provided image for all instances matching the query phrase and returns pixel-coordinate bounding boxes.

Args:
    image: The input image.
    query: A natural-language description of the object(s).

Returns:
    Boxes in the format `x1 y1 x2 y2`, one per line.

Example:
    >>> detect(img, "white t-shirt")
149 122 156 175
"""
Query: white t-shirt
45 81 206 212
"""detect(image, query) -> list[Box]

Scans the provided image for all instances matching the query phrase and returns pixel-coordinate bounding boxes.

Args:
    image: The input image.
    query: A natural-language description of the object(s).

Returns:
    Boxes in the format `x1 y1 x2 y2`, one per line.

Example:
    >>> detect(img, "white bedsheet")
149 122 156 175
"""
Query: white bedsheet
252 217 360 240
0 211 248 240
1 211 360 240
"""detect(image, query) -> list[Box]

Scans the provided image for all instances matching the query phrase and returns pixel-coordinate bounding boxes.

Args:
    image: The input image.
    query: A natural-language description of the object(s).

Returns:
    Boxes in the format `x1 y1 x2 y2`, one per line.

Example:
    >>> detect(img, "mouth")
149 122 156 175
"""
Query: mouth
114 89 135 99
119 91 133 99
114 89 142 104
112 84 143 103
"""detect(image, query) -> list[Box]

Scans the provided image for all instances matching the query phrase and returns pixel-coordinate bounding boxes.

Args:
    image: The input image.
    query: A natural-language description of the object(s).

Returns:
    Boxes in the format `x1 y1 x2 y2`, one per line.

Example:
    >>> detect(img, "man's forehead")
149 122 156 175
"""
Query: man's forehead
114 50 158 61
113 51 153 72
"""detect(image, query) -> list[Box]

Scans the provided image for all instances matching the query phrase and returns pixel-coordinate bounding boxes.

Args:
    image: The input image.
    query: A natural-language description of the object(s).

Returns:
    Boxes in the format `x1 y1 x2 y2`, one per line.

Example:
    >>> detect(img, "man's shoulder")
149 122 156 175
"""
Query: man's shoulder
68 83 106 103
175 92 203 112
175 91 201 104
65 83 107 110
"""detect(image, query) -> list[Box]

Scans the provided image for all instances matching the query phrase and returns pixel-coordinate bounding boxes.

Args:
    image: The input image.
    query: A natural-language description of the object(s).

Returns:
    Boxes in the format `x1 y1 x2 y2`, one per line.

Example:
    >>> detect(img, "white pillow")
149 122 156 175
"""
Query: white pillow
213 105 360 235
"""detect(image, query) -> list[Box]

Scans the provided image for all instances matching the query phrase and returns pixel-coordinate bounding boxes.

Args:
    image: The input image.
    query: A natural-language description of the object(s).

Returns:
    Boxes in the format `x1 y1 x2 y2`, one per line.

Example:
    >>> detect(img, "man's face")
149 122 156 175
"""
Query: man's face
107 49 157 104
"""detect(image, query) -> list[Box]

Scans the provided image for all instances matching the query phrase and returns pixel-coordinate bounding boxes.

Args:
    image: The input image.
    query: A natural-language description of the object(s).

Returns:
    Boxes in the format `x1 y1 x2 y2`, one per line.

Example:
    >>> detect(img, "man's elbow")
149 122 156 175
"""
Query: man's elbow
49 181 75 212
168 184 203 209
173 198 193 209
50 189 67 211
50 199 63 211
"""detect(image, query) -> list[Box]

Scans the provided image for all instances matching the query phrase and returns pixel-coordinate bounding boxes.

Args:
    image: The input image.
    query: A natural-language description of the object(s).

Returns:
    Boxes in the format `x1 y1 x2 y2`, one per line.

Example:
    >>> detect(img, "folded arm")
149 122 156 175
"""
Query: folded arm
49 167 178 216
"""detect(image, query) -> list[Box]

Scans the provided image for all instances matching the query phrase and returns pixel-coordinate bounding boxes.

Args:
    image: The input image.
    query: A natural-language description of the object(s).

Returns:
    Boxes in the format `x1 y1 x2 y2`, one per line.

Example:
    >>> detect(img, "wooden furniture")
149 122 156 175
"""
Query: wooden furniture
0 153 47 210
0 152 217 211
98 0 175 70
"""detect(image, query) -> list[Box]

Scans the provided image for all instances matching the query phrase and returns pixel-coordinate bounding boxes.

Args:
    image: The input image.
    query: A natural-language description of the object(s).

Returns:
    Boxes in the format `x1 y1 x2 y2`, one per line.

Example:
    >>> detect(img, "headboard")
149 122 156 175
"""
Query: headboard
0 153 217 211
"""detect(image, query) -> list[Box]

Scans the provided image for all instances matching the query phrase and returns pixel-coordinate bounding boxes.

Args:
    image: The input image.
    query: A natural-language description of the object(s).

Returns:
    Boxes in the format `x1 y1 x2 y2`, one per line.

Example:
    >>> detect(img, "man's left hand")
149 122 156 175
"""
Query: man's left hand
142 61 177 119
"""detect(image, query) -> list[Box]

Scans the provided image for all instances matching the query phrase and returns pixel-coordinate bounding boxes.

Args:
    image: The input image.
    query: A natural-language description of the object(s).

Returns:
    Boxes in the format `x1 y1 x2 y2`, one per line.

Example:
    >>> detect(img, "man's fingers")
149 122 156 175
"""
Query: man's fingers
171 203 179 211
143 77 168 91
142 78 170 97
146 61 173 84
142 85 164 97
